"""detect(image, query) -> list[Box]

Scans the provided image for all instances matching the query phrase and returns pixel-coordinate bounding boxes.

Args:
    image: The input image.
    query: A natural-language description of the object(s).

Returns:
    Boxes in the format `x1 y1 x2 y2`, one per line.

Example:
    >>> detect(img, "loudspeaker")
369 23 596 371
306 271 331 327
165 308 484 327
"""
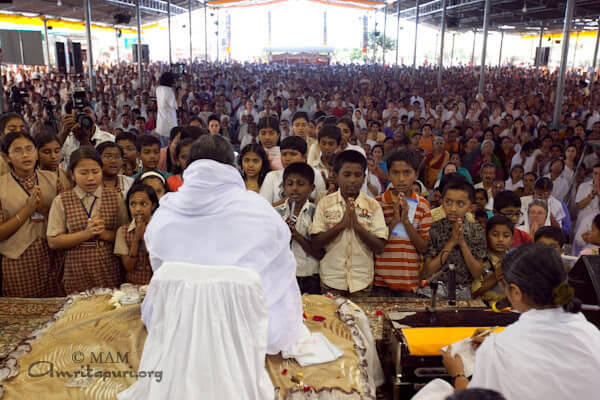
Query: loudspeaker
132 44 149 63
71 42 83 74
569 255 600 326
55 41 66 73
534 47 550 66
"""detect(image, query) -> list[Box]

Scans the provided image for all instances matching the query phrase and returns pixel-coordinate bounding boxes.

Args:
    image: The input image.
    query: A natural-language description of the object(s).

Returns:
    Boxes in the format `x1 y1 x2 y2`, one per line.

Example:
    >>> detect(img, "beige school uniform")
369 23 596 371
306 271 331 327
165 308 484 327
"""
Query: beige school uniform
310 190 388 293
114 220 153 285
47 186 128 294
0 157 9 176
0 170 62 297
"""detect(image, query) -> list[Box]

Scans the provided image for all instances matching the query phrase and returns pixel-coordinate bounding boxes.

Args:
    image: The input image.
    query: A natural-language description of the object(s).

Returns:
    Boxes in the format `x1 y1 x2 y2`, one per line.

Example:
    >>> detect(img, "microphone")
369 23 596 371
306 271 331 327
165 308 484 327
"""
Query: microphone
420 266 448 287
448 264 456 306
491 297 511 311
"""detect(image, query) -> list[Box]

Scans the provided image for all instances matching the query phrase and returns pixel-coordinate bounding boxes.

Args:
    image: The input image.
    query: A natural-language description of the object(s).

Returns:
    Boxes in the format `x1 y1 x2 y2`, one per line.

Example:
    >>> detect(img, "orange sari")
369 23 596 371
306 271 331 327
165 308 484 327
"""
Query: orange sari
425 151 449 188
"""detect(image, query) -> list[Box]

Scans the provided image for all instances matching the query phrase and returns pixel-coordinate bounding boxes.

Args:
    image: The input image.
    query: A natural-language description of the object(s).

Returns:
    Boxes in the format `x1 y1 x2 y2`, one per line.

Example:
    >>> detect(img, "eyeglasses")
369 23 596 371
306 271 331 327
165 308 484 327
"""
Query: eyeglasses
500 211 523 218
9 146 36 156
102 155 122 161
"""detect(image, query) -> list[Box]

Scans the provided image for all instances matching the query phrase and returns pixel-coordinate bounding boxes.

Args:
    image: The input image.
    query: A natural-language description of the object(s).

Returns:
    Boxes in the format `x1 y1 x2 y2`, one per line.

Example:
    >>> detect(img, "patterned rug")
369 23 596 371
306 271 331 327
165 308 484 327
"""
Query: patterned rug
0 297 67 361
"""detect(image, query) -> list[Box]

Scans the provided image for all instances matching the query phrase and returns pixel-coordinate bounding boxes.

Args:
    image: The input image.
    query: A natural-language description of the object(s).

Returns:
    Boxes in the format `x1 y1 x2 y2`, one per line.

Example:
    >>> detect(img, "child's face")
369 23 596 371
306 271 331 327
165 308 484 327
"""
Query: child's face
139 144 160 170
129 191 155 224
337 162 365 199
388 160 416 196
281 149 305 169
477 216 488 231
487 224 513 254
118 140 137 163
100 147 123 178
259 127 279 148
498 206 521 225
7 137 37 174
283 173 314 205
319 137 338 159
177 144 192 171
536 237 563 254
73 159 103 193
241 151 262 178
511 167 524 182
442 189 472 222
337 122 352 144
292 118 308 138
475 192 488 209
38 140 61 171
144 177 166 199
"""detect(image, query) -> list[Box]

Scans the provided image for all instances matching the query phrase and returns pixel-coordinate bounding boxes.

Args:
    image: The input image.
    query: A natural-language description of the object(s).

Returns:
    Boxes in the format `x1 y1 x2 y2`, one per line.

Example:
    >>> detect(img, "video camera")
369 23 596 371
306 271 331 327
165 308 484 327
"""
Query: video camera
71 88 94 132
9 86 28 113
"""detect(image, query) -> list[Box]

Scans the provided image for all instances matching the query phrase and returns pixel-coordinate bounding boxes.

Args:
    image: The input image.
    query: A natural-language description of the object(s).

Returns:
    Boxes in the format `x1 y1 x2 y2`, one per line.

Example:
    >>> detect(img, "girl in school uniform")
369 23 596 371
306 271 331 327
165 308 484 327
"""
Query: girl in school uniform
35 132 72 190
96 142 133 198
0 131 63 297
257 116 283 170
239 143 271 193
114 184 158 285
47 147 129 294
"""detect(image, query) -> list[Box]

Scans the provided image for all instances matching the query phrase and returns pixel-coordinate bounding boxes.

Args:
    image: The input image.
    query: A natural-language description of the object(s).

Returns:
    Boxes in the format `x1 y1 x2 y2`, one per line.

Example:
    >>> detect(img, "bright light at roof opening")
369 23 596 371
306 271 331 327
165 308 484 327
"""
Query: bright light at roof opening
498 25 516 30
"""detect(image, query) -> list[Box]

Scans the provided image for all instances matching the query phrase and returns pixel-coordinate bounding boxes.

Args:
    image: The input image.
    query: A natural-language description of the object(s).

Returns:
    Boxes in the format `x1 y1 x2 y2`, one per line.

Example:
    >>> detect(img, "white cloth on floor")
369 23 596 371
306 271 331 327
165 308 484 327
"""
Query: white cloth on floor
143 159 309 354
282 332 343 367
118 263 274 400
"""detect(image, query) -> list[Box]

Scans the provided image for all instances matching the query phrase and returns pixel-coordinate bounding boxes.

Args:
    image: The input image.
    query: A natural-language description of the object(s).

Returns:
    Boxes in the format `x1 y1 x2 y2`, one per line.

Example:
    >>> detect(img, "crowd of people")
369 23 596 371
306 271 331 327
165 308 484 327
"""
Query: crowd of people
1 60 600 398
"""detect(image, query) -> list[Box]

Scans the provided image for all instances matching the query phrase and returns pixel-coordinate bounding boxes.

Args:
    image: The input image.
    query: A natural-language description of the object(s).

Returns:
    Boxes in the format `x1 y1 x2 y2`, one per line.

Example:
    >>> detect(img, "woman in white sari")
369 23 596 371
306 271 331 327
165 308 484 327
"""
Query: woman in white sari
441 243 600 400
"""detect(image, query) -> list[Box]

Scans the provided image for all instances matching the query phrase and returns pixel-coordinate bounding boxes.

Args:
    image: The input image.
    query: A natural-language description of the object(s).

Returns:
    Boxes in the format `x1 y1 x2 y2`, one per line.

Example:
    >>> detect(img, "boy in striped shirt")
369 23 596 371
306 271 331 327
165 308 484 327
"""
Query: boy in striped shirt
373 149 432 296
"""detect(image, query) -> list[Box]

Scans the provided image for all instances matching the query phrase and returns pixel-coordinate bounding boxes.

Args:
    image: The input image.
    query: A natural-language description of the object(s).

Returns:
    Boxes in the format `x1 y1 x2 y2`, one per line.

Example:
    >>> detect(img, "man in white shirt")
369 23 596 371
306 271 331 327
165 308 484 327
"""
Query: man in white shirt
61 103 114 167
280 98 298 123
575 164 600 233
155 72 178 147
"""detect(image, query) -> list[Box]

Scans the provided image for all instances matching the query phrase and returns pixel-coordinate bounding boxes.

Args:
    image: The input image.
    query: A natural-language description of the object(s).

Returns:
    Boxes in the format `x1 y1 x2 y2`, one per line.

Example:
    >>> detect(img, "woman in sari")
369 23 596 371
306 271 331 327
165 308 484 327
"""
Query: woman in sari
422 136 450 189
472 139 503 183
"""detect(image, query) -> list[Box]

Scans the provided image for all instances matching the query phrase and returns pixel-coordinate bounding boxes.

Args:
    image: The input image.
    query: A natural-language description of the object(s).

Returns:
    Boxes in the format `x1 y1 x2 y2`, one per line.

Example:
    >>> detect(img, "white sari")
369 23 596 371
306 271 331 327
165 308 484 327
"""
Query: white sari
470 308 600 399
143 159 309 354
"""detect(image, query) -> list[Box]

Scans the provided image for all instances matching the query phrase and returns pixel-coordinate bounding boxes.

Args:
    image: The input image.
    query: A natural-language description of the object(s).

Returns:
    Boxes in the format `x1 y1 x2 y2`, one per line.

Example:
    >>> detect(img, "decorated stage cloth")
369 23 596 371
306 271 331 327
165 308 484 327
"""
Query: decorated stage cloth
401 327 504 356
0 291 375 400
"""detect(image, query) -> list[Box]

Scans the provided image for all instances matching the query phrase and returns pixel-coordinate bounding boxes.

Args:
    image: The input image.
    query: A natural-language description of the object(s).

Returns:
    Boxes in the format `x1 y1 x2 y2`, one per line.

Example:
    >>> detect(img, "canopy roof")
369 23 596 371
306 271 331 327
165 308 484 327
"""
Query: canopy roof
2 0 600 33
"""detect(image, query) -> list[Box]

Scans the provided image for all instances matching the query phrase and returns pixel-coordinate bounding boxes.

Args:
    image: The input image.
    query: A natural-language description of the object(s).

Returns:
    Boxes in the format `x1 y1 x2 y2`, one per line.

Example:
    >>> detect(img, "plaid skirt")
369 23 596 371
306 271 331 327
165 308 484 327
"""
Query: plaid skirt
2 238 58 298
63 243 121 295
124 252 153 285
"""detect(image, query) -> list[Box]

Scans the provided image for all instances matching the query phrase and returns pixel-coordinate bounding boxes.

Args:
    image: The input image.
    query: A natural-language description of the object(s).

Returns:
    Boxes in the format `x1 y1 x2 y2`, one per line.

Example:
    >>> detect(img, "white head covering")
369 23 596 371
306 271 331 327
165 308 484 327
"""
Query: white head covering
143 159 309 354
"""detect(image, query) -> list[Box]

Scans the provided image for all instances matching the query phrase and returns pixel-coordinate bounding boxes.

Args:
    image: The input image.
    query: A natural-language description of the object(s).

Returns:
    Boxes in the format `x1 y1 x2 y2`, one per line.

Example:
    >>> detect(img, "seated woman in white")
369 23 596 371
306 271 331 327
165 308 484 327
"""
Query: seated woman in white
442 242 600 400
518 199 550 239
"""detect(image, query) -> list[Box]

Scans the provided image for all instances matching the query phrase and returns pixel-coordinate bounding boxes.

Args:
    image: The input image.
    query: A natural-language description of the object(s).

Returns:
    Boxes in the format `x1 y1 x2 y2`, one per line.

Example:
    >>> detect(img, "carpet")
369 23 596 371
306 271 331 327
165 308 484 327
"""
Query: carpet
0 297 67 361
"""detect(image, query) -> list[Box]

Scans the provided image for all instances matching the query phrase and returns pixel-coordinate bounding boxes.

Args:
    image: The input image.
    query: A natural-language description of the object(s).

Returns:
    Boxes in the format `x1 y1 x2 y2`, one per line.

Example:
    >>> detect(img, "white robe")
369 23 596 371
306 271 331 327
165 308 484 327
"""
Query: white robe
469 308 600 399
143 159 309 354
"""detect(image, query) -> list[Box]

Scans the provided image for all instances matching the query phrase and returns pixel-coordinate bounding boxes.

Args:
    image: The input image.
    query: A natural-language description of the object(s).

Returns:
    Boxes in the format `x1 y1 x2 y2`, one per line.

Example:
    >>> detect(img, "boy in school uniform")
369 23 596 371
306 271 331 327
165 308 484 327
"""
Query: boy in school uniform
534 226 566 255
310 150 388 298
260 136 326 206
116 132 141 177
373 149 432 296
275 163 323 294
422 180 487 300
131 135 171 180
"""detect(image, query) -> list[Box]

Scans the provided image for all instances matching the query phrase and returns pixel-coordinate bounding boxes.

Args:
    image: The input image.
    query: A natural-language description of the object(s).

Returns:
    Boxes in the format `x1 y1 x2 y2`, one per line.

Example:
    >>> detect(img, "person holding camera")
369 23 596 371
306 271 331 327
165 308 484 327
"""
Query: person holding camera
60 100 114 168
156 72 178 148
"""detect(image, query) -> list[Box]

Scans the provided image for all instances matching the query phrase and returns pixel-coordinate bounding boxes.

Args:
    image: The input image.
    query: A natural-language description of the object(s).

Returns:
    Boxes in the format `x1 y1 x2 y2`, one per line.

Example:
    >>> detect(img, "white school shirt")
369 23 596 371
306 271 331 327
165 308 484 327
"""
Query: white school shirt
274 199 319 277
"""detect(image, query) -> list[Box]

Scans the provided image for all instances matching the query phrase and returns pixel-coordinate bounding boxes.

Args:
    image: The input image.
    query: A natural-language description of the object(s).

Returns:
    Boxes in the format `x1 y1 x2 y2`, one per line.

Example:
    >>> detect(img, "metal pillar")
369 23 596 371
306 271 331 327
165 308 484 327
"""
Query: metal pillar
589 18 600 107
471 30 476 66
437 0 447 90
412 0 419 68
535 26 544 73
0 65 4 113
552 0 575 129
323 11 327 46
395 0 401 65
498 30 504 66
572 30 580 69
477 0 490 96
188 0 193 63
84 0 95 91
136 0 143 88
382 5 387 65
204 2 208 62
167 0 172 64
43 18 51 67
216 9 219 62
115 28 120 64
450 32 455 67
